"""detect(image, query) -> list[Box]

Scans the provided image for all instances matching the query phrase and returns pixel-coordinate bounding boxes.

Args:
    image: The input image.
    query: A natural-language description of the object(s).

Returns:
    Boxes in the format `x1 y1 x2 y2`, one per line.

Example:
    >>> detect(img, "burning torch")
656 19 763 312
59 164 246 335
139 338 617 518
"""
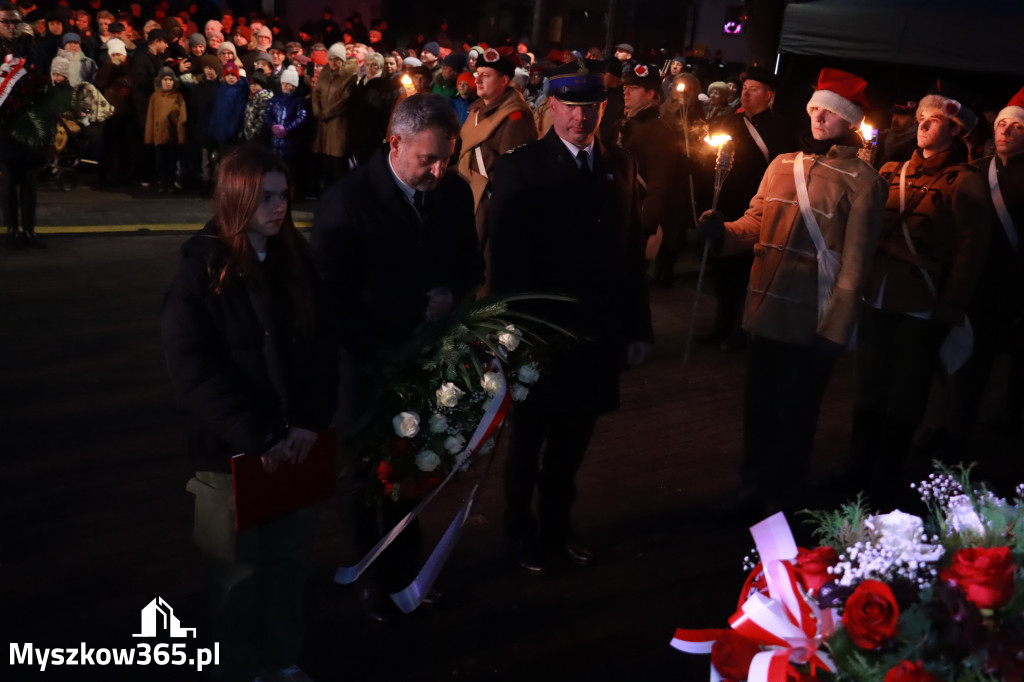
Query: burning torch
857 120 877 166
684 134 734 364
400 73 416 97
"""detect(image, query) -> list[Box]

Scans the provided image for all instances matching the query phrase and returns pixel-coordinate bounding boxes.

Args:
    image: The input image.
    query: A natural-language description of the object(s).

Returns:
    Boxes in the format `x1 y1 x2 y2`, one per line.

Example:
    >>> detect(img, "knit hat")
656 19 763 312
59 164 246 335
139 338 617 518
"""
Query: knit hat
512 67 529 90
311 50 327 66
456 71 475 89
443 52 466 72
189 32 206 47
805 68 869 128
250 71 267 87
155 65 177 88
205 19 223 36
62 32 80 45
217 41 237 58
234 26 251 42
421 41 440 58
106 38 127 56
222 60 239 78
402 56 422 68
476 46 520 80
327 42 346 61
256 25 272 40
917 80 978 135
280 65 300 88
995 87 1024 130
51 52 71 80
198 54 221 73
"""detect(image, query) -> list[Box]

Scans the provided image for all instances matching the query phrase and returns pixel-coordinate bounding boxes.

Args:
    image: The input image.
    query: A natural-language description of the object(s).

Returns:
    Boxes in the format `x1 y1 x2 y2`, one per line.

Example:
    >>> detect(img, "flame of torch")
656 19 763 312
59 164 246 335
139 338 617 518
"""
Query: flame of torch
705 135 734 211
400 73 415 96
859 121 875 144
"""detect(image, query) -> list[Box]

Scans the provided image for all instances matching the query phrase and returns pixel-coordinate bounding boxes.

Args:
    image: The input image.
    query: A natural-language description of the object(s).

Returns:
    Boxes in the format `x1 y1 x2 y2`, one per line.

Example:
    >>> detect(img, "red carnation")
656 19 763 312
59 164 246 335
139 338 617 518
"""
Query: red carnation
376 460 393 484
940 546 1015 610
842 580 900 649
793 546 839 595
711 630 761 681
884 660 941 682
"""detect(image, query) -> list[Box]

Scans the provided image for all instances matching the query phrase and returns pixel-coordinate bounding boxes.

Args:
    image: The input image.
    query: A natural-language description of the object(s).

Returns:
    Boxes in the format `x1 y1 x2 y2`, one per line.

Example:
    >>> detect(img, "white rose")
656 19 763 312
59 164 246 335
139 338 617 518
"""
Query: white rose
511 383 529 402
428 413 448 433
391 411 420 438
866 509 944 564
481 371 502 394
517 362 539 384
414 449 441 472
443 433 466 455
945 495 986 536
435 381 465 407
498 324 521 352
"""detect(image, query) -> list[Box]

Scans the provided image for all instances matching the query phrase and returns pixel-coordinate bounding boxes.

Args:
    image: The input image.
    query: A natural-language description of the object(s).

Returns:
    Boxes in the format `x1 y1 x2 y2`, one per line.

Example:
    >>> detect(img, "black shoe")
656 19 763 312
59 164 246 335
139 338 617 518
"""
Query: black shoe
23 231 46 249
358 586 396 623
508 539 546 576
562 540 596 566
5 229 24 250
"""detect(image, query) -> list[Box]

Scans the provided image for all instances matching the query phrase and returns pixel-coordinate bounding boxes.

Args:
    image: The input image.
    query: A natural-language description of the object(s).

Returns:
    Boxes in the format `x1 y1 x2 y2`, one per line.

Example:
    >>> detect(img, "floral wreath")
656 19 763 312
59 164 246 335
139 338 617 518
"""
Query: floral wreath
634 64 649 78
483 48 500 63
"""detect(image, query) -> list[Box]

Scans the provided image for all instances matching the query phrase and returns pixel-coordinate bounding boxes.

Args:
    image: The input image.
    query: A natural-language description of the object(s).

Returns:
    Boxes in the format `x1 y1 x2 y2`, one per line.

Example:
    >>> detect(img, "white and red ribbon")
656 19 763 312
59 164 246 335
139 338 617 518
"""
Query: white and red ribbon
671 512 837 682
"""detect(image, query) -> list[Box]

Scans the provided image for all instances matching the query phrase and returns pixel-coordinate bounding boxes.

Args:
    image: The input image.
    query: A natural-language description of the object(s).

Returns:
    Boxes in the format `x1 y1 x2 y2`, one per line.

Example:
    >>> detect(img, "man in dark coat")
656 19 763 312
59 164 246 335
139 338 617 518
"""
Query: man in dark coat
489 59 653 576
311 93 484 621
703 66 796 349
128 28 168 185
619 62 688 286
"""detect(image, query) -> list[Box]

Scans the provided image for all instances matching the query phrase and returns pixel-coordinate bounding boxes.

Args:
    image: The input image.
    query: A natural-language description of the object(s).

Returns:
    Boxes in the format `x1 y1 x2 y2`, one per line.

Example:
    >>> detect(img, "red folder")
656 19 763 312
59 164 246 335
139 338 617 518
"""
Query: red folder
231 429 338 531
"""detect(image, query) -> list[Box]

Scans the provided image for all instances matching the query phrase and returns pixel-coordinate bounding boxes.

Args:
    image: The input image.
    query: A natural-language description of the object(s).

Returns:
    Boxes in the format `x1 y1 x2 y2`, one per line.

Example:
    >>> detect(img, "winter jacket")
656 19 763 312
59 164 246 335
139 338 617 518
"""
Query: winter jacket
128 46 164 127
722 144 887 347
311 65 356 158
186 79 219 146
207 77 248 144
264 91 309 159
93 59 133 120
242 88 273 142
145 71 187 145
969 153 1024 317
866 147 991 326
161 221 337 472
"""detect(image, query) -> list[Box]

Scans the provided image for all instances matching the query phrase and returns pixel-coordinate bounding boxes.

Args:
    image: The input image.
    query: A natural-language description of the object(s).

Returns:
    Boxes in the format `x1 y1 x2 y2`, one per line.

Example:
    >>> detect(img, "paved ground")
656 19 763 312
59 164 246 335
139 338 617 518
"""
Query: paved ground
3 182 1021 682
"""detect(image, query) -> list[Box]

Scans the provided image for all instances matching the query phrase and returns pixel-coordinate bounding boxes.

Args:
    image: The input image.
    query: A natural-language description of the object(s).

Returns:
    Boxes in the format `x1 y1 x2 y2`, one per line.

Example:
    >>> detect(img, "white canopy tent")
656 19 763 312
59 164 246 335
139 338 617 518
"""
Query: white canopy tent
778 0 1024 77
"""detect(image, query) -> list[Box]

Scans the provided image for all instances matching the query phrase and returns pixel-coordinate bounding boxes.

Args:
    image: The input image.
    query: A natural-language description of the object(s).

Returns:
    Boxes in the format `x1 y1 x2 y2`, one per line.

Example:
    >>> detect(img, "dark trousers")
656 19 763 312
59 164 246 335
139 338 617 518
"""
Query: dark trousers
1 157 42 234
742 335 841 504
710 252 753 340
155 144 180 189
852 308 946 493
503 403 598 543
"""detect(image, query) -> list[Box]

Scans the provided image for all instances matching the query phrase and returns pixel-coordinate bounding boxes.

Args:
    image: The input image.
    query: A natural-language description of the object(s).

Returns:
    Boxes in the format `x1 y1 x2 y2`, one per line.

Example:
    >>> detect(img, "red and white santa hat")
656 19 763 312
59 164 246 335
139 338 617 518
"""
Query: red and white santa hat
805 68 869 128
996 86 1024 129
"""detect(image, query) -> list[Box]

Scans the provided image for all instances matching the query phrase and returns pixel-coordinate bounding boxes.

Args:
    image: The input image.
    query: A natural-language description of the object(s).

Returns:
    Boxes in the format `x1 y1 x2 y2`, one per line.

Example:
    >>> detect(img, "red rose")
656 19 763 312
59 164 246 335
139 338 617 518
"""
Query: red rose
884 660 941 682
794 546 839 595
711 630 761 681
377 460 394 483
842 580 900 649
940 546 1015 610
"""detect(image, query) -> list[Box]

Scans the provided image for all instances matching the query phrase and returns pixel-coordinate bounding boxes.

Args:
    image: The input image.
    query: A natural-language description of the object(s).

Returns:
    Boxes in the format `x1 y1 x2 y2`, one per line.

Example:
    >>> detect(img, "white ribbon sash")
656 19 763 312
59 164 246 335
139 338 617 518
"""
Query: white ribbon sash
744 116 770 163
989 157 1019 251
793 152 842 322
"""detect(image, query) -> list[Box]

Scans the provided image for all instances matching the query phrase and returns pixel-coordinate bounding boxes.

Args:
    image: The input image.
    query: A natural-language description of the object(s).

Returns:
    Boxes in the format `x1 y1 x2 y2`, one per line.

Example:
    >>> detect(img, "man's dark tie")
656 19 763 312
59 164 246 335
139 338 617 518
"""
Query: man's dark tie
413 191 425 214
576 149 591 176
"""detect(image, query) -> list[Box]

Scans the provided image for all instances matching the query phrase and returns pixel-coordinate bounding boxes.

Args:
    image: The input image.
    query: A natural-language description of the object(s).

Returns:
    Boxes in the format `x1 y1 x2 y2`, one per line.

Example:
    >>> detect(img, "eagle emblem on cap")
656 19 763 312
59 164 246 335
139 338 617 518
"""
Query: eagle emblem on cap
634 64 649 77
942 99 961 118
483 48 500 63
575 58 589 75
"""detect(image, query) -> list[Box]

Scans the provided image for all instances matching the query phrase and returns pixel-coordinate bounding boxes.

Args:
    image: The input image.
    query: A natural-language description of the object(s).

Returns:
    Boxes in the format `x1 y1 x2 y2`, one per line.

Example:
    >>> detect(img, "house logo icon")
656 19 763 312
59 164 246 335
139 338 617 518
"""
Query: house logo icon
132 597 197 638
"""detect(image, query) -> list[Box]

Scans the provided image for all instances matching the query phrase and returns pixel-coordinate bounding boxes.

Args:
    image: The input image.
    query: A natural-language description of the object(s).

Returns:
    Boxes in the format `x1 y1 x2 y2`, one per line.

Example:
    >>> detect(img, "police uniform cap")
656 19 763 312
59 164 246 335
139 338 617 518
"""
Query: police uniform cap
548 58 607 104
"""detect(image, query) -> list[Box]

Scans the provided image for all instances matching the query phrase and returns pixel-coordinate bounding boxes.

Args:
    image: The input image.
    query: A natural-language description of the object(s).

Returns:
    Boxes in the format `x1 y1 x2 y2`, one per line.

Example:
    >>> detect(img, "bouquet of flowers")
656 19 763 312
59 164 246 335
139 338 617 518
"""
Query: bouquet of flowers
673 464 1024 682
354 294 572 502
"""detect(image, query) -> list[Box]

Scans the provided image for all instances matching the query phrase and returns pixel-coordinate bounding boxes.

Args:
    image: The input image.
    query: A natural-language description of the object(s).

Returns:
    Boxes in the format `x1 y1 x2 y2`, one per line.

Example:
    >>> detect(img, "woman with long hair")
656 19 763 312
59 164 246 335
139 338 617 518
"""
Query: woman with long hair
162 144 336 682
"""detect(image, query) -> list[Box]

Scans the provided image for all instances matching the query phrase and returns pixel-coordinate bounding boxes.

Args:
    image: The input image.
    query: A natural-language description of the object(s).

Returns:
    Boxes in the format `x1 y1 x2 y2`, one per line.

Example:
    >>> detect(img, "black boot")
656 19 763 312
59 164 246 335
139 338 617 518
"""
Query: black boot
5 228 24 249
22 228 46 249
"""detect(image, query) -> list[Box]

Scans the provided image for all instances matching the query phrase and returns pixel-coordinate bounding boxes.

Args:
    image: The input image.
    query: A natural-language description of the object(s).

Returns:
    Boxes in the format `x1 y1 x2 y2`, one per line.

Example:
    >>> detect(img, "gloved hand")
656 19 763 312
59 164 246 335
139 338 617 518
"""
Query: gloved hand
696 210 725 241
272 124 287 138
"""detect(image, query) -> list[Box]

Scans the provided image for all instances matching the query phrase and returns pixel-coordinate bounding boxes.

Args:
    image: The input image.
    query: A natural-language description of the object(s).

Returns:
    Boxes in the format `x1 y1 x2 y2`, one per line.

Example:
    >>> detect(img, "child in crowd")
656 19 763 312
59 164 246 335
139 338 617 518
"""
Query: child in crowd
208 60 248 155
145 67 188 192
243 71 274 143
264 66 308 176
452 72 476 124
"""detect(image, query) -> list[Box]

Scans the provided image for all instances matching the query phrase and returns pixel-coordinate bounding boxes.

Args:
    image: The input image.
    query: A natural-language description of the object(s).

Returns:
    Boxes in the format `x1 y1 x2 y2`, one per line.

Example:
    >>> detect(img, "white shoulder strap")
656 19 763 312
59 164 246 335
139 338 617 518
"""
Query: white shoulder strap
898 162 939 298
744 116 770 163
792 152 827 253
990 157 1019 251
475 146 488 179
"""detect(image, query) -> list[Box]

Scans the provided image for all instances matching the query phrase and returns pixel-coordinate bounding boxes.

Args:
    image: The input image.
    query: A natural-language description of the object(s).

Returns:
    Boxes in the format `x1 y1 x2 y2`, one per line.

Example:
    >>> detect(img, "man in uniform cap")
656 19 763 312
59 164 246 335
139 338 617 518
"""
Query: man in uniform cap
852 79 990 503
875 98 918 168
613 42 633 64
619 62 687 282
456 45 537 258
698 68 887 516
700 65 796 348
488 58 653 575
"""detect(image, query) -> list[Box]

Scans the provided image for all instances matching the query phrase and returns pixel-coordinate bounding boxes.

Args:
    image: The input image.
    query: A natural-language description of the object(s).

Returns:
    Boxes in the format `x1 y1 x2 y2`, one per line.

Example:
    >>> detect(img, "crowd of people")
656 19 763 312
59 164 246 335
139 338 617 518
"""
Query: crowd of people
4 2 1023 681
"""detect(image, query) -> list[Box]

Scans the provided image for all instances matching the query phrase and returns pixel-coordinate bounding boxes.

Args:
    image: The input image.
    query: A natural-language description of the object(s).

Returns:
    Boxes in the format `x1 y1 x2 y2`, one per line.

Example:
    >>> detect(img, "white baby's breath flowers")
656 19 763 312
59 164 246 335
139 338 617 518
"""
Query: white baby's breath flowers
911 472 963 507
828 510 943 588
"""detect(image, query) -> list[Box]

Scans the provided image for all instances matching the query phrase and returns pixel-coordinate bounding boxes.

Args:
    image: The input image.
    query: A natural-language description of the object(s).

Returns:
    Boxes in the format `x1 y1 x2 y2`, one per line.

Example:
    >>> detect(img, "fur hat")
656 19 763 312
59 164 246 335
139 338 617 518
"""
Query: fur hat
188 32 206 47
280 65 300 88
475 46 520 80
995 86 1024 130
707 81 730 96
50 52 71 80
106 38 127 57
916 80 978 135
327 42 346 62
806 68 869 128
